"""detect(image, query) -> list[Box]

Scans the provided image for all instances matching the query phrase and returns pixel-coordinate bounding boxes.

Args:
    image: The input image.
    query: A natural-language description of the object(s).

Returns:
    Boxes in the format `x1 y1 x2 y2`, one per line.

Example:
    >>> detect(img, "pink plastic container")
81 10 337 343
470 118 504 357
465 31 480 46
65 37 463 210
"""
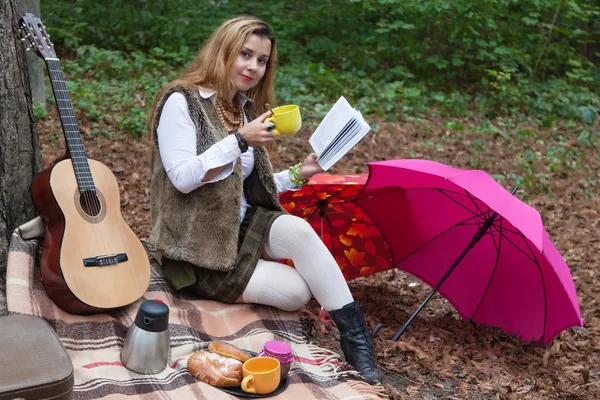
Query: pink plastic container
257 340 293 380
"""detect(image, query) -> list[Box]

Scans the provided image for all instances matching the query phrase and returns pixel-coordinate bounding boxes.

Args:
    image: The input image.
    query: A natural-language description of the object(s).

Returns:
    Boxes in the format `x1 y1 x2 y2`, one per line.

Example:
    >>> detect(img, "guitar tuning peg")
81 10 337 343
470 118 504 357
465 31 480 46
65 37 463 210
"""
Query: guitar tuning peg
20 37 26 41
25 47 31 51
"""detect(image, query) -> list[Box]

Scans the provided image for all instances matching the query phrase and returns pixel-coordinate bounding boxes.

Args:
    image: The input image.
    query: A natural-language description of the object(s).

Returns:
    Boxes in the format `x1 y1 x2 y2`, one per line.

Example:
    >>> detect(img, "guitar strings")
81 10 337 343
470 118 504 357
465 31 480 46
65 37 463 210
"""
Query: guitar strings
49 60 105 253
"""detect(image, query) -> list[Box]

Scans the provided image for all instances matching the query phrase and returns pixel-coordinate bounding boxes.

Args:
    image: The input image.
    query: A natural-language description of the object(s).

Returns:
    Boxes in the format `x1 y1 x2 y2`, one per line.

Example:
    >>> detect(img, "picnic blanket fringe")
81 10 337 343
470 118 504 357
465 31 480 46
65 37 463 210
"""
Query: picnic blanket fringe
5 228 388 399
346 380 390 399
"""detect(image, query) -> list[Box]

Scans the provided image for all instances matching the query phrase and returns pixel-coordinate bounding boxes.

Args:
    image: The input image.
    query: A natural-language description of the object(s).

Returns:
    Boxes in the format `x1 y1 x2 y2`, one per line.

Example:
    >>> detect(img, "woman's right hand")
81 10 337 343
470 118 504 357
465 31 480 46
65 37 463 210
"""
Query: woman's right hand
238 111 277 147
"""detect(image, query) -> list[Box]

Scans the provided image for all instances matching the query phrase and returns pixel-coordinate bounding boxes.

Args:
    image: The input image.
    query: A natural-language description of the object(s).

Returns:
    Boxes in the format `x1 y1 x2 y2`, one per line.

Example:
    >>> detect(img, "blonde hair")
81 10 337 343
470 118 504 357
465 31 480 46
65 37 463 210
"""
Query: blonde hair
156 16 276 115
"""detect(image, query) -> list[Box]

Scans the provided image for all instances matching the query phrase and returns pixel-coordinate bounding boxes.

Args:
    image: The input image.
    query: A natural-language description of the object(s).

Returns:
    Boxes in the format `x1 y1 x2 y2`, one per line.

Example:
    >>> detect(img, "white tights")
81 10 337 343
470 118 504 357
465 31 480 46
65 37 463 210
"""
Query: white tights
240 215 354 312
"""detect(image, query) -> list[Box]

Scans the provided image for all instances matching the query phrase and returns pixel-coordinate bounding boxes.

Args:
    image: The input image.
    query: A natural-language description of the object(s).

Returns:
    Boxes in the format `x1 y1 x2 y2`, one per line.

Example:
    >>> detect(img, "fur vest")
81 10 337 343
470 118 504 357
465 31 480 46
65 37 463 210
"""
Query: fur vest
148 83 285 271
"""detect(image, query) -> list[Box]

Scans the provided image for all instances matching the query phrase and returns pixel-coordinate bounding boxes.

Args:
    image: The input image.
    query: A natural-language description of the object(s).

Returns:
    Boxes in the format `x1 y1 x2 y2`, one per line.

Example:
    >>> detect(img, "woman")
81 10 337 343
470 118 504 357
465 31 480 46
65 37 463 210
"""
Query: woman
148 16 379 384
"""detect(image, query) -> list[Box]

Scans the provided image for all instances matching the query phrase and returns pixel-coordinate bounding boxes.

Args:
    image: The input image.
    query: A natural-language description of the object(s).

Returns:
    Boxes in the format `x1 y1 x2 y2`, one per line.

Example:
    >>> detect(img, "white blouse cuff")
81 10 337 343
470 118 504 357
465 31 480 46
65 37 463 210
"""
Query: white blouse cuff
274 169 301 193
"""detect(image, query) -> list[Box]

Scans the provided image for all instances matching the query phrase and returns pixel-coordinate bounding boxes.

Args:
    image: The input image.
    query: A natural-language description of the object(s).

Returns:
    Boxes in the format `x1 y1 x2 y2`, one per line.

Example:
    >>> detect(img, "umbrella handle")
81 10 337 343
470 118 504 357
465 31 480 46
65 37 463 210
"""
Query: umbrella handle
371 322 384 338
391 206 505 341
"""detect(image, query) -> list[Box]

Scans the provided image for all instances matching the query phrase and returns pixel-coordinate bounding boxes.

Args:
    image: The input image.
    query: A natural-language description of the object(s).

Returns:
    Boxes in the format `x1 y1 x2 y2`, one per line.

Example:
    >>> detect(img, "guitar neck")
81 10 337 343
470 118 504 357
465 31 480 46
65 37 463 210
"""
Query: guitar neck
45 58 96 193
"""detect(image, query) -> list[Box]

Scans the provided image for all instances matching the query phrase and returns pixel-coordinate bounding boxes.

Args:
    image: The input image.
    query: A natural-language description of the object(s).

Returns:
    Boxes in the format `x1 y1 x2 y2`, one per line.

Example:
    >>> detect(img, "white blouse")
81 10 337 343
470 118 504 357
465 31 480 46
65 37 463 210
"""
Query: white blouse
156 89 297 221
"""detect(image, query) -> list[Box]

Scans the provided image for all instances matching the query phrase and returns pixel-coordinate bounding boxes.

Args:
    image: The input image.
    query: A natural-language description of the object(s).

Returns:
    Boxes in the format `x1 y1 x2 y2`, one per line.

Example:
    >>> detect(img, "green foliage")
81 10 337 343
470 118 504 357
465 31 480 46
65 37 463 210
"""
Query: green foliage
33 102 49 120
41 0 600 134
60 46 178 136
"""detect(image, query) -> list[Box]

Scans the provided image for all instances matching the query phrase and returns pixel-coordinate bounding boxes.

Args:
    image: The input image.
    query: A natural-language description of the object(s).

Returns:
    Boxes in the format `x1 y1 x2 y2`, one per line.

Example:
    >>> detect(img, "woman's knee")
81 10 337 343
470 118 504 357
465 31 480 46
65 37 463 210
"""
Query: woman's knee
280 279 312 312
278 215 317 242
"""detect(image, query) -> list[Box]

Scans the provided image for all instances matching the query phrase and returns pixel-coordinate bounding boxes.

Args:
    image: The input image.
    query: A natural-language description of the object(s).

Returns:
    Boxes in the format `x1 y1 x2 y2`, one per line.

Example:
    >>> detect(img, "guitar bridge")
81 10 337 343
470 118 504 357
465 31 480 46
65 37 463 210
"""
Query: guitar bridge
83 253 128 267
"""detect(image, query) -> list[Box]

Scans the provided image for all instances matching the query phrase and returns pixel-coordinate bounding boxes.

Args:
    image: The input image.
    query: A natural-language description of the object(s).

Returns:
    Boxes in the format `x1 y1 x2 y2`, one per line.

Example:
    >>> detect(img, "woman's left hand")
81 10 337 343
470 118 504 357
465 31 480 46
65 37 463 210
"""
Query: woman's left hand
299 153 324 179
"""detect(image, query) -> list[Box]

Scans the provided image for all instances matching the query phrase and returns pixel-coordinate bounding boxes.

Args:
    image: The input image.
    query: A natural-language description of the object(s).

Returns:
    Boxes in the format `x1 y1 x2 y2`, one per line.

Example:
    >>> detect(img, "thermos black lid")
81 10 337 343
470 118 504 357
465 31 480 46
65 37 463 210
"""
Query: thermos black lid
134 298 169 333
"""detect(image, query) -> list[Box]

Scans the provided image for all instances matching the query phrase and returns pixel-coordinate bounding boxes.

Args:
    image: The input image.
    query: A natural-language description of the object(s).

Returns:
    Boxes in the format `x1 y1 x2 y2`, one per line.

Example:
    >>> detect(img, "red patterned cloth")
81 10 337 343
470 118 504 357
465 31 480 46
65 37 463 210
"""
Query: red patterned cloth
279 173 392 281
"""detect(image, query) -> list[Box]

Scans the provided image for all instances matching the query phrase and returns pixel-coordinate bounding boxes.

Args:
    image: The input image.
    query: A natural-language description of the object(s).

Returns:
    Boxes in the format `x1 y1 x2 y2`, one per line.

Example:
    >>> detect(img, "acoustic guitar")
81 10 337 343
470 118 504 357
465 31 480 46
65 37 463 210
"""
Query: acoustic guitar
20 14 150 315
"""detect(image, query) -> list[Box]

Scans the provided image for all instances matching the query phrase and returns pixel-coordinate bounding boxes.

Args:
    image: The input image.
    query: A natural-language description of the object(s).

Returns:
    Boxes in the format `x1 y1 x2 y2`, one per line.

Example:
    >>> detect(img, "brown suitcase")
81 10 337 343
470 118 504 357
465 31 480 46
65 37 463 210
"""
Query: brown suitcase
0 315 74 400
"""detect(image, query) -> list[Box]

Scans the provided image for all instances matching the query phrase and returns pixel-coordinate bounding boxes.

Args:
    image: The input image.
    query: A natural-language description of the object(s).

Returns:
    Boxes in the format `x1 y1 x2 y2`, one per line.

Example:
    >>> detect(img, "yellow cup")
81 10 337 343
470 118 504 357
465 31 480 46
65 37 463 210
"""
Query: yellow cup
241 357 281 395
264 105 301 136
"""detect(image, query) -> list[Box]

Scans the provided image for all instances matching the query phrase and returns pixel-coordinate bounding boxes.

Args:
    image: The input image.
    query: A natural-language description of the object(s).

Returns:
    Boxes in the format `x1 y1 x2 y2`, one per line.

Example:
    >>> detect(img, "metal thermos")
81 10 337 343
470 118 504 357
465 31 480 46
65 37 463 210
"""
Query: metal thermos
121 298 170 374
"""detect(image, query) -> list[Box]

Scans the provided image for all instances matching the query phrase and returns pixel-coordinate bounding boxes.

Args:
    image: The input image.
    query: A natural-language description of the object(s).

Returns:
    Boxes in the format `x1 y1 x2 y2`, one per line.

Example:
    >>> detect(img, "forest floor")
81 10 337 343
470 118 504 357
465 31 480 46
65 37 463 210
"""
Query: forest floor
37 108 599 400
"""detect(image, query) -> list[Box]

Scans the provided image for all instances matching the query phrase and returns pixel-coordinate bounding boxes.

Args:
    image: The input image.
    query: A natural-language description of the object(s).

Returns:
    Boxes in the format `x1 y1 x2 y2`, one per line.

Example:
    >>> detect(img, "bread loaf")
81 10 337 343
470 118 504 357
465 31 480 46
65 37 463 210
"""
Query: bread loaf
187 350 243 387
208 341 252 363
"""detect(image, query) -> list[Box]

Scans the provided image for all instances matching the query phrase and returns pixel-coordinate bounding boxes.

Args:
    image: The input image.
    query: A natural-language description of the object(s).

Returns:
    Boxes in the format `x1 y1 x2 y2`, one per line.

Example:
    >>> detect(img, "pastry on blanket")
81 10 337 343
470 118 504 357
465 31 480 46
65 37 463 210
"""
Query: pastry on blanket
208 341 252 363
187 350 243 387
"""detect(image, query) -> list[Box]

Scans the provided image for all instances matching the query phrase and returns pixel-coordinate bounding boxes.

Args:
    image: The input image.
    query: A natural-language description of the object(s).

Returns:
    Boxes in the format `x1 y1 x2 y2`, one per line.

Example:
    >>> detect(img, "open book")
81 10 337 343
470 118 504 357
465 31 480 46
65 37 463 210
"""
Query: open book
309 96 371 171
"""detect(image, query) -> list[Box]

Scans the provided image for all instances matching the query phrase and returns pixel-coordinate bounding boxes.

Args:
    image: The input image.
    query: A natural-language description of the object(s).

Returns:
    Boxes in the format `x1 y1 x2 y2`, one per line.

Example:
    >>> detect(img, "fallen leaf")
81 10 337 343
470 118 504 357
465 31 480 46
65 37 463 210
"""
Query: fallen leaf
429 335 441 343
543 349 550 367
517 385 533 394
395 340 430 360
564 365 590 383
406 386 420 395
438 370 454 378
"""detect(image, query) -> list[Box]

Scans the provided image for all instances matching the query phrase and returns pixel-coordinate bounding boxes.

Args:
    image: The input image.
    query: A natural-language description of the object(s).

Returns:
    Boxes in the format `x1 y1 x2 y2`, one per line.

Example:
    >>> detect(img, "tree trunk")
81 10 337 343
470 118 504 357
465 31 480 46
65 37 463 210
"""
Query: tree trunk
0 0 42 315
18 0 45 110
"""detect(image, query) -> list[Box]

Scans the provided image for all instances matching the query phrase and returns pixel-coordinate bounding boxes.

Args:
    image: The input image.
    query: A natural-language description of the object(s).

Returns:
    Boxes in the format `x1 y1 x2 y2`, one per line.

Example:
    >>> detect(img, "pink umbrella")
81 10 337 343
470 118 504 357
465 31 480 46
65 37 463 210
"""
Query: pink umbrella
355 159 583 343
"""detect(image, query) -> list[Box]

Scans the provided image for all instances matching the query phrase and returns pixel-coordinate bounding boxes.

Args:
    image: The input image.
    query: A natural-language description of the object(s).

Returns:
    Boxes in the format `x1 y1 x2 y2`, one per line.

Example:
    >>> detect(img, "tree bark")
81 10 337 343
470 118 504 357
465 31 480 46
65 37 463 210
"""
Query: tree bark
0 0 42 315
18 0 45 109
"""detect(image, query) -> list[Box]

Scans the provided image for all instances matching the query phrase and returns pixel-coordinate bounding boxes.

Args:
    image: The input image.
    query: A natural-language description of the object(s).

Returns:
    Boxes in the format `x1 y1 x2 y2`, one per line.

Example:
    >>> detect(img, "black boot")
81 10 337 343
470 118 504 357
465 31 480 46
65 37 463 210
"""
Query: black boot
330 301 380 384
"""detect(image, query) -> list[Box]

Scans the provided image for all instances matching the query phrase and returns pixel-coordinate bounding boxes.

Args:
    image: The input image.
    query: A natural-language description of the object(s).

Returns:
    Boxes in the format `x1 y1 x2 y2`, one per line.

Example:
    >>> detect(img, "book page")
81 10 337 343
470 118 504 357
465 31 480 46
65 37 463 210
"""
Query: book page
319 119 369 170
308 96 355 154
309 96 371 171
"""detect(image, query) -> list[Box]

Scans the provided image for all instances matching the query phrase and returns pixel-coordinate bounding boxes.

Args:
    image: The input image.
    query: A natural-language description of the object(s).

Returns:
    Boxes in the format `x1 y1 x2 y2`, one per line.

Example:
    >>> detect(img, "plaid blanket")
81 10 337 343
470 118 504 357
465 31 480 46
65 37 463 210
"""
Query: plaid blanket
6 231 387 400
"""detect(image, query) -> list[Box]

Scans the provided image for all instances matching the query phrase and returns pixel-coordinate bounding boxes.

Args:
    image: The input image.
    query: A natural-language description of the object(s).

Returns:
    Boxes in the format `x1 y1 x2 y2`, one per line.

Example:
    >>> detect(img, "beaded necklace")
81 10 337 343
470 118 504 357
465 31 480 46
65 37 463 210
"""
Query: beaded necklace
215 98 243 132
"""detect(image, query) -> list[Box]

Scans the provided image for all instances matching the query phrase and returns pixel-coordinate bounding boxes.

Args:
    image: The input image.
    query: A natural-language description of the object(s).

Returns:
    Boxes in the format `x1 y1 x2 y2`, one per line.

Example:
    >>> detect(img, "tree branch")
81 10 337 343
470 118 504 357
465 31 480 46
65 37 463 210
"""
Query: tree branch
531 0 564 79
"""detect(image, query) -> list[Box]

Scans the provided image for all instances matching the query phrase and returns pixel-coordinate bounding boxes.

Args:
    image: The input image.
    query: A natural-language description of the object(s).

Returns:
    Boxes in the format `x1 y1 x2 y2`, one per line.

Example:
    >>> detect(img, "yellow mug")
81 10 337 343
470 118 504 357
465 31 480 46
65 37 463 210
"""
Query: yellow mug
264 105 302 136
241 357 281 395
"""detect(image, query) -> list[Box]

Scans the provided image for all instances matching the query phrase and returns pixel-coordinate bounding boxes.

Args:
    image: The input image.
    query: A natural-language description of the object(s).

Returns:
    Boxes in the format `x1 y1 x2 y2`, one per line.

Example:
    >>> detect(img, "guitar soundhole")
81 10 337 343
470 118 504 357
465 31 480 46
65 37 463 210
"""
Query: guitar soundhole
80 190 102 217
74 189 107 223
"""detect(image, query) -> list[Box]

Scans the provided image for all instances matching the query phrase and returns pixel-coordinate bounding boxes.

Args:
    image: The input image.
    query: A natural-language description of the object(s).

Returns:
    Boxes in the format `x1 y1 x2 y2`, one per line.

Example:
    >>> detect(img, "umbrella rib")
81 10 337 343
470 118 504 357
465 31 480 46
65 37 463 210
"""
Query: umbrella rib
511 227 550 341
288 204 318 219
490 224 527 237
355 186 491 230
517 229 541 262
324 213 342 262
437 189 487 220
302 205 321 222
495 222 548 342
289 204 318 214
286 198 325 207
464 190 488 220
532 247 549 342
292 186 320 221
394 214 482 265
285 186 322 207
292 185 362 217
308 184 323 204
489 223 538 264
461 220 493 227
472 218 504 319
